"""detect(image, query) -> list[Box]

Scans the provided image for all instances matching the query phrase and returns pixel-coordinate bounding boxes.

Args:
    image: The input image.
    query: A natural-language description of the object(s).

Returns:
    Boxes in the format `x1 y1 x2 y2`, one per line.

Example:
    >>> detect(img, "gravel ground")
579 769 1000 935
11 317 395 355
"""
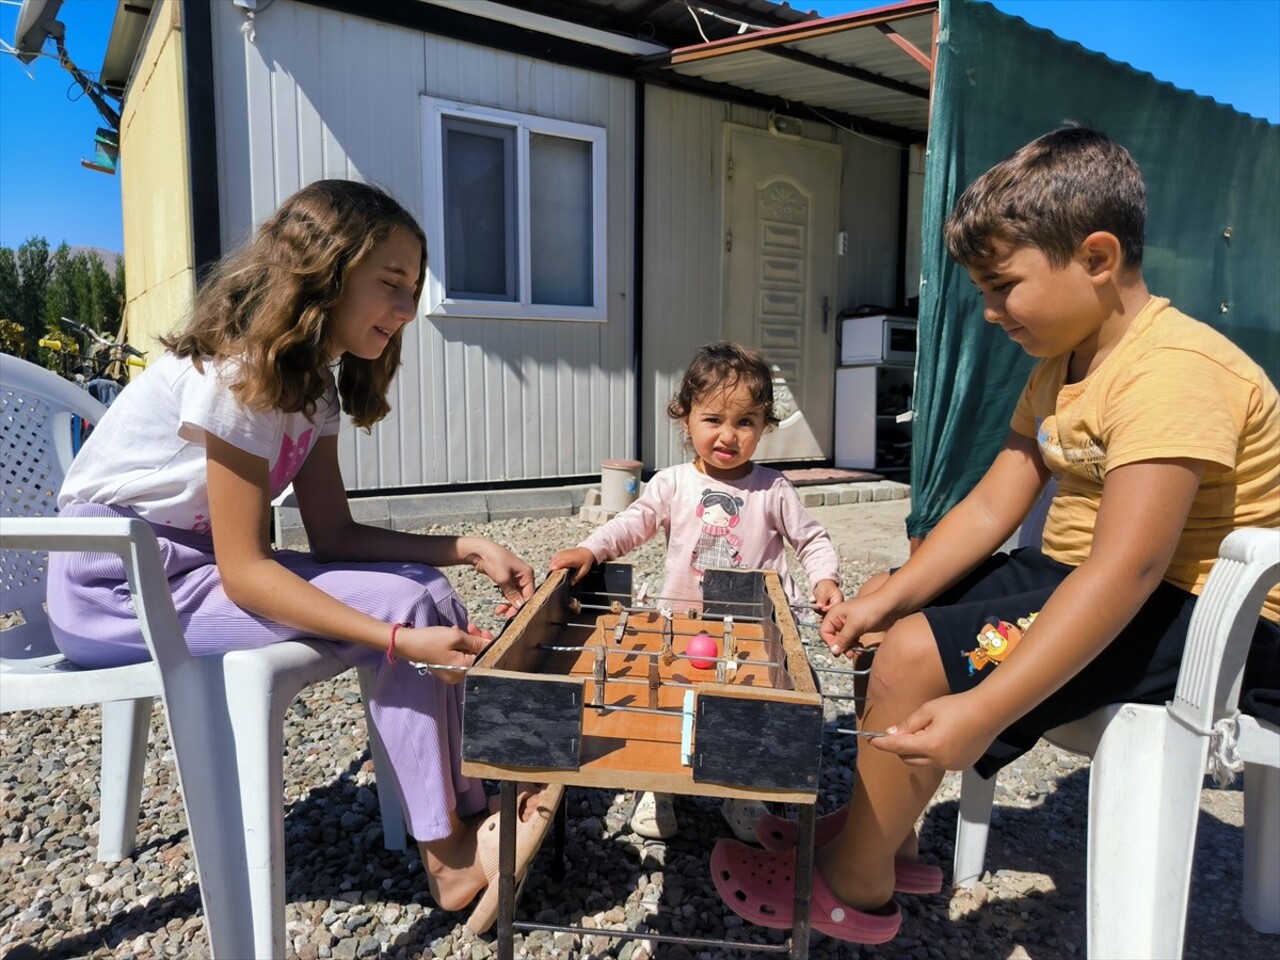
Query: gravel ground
1 500 1272 959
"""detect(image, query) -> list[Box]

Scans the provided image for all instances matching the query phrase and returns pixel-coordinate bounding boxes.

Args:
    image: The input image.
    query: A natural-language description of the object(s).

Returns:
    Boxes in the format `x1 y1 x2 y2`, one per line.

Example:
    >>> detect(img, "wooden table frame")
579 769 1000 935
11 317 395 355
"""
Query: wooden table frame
462 564 824 958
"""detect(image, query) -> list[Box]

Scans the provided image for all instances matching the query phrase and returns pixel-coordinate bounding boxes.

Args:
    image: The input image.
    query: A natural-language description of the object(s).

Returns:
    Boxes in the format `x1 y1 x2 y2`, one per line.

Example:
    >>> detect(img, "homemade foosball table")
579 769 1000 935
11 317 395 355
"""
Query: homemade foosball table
461 563 825 958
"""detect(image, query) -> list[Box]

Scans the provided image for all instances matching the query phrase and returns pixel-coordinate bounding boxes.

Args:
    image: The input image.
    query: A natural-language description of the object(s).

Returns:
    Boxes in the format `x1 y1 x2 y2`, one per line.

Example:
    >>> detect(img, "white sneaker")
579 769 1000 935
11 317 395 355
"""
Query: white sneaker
721 797 769 843
630 791 678 839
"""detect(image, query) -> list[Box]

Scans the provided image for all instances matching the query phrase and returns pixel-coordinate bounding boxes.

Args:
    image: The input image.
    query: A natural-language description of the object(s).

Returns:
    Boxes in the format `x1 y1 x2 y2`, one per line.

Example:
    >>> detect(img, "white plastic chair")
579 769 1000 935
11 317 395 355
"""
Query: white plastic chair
0 354 408 958
952 518 1280 957
0 361 160 863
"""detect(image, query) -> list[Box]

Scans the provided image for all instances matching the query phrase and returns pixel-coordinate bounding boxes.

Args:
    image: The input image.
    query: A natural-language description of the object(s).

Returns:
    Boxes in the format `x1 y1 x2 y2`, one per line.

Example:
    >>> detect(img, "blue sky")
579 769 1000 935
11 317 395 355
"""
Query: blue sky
1 0 1277 253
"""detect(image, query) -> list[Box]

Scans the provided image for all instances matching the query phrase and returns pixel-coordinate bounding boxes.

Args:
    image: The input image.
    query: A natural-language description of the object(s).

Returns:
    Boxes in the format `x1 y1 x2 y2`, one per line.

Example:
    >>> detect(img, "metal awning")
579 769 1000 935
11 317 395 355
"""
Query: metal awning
99 0 156 99
642 0 939 143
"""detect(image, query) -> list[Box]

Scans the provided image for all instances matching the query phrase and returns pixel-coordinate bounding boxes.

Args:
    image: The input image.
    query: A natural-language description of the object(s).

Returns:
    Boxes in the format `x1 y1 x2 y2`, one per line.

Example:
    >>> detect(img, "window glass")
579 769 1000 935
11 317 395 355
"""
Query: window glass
442 118 516 301
530 133 592 306
423 97 606 321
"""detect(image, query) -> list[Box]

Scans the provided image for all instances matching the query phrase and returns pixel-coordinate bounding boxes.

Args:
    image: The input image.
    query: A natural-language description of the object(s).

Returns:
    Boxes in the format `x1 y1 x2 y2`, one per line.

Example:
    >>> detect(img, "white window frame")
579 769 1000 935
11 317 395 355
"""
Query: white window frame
421 96 608 322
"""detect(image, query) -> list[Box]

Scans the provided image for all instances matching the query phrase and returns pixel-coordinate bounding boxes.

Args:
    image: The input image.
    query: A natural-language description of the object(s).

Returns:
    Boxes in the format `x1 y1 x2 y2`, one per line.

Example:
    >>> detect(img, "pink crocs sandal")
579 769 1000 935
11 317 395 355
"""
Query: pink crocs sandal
711 839 902 945
755 808 943 895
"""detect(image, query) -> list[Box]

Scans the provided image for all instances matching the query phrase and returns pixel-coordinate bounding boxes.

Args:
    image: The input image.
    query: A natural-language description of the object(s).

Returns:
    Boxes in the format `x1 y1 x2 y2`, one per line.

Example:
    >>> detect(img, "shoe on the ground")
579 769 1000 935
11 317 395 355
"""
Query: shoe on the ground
721 797 770 843
711 839 902 943
631 791 678 839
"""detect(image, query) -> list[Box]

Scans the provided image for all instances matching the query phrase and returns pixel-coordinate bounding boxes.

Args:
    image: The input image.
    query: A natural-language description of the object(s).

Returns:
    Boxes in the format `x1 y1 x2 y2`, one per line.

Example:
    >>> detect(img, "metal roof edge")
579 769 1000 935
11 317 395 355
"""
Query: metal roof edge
650 0 939 66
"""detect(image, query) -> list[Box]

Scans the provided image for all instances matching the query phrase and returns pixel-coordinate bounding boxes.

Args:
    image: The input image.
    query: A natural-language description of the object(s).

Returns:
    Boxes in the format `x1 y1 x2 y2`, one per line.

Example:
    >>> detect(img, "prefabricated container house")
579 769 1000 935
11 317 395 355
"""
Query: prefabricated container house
98 0 1277 534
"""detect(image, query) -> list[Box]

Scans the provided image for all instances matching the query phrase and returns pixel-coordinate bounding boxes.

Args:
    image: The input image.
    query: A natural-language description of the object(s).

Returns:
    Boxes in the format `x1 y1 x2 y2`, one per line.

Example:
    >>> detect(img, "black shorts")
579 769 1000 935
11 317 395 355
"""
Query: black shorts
921 547 1280 779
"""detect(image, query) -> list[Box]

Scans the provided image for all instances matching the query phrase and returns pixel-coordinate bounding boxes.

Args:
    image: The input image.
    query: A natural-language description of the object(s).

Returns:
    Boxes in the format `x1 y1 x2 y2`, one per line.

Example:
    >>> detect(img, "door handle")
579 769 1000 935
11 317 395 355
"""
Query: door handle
821 296 830 333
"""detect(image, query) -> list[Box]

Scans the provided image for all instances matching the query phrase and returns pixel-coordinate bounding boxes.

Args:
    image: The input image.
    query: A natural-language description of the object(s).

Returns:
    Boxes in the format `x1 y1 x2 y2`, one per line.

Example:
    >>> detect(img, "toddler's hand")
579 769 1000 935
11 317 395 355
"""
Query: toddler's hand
395 624 490 684
549 547 596 584
811 579 844 611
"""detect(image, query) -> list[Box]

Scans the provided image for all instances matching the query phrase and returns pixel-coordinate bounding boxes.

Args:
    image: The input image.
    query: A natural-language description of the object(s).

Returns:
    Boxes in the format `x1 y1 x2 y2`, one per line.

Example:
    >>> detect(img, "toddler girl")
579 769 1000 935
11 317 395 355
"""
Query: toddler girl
551 340 843 841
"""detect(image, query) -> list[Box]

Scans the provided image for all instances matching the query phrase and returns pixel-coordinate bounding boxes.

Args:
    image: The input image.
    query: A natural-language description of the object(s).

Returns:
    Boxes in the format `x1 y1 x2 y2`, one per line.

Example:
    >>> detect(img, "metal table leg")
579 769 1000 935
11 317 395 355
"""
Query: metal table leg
789 803 816 959
496 780 517 960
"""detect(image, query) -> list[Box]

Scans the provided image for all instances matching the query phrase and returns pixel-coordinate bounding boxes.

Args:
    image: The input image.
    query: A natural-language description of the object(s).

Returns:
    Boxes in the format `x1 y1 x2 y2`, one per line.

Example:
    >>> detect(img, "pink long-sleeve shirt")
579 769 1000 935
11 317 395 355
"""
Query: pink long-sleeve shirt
579 462 841 608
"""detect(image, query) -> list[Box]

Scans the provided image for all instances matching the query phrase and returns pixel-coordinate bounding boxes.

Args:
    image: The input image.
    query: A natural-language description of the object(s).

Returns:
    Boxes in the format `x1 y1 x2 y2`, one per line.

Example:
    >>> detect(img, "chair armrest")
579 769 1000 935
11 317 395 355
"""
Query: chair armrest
1170 527 1280 728
1 516 193 673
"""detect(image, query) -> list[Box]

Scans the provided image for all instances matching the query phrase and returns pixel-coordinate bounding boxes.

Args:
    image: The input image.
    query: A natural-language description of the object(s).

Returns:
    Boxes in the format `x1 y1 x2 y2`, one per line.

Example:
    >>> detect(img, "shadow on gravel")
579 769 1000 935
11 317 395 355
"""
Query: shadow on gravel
5 882 203 960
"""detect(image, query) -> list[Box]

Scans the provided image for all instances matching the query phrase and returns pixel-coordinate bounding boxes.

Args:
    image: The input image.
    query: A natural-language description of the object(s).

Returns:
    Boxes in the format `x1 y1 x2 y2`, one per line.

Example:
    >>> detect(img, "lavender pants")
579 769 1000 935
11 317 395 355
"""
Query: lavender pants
47 501 487 841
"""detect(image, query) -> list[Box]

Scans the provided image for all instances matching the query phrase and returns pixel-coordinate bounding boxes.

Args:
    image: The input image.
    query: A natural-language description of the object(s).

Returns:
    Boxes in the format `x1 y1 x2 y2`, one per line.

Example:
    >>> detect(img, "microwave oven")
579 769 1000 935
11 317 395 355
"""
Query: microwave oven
839 314 916 365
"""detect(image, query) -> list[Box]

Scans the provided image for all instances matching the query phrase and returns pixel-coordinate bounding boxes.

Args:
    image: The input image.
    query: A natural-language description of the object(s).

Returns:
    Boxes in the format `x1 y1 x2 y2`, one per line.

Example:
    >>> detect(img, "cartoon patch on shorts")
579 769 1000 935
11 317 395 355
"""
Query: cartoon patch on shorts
964 611 1038 675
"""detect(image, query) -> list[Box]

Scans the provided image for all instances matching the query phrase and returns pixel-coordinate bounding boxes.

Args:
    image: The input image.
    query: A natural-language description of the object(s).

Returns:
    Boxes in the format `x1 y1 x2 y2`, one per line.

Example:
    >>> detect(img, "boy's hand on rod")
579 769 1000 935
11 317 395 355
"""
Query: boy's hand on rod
820 595 895 656
869 690 995 771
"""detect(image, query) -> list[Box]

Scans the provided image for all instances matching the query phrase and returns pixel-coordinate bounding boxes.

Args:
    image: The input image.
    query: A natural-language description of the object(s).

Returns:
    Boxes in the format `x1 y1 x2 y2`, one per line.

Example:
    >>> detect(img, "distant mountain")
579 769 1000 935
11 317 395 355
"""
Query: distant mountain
68 246 121 272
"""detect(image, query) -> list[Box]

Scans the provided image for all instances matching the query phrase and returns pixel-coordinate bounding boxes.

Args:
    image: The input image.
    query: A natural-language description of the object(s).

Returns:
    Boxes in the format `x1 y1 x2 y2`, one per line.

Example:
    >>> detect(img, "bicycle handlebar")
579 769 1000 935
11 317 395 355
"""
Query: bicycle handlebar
42 334 146 372
59 316 146 359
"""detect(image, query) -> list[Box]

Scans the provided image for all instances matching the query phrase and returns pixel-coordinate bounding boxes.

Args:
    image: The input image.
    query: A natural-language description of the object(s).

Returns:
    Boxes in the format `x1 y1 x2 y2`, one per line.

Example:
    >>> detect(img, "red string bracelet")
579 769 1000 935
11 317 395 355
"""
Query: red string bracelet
387 623 407 663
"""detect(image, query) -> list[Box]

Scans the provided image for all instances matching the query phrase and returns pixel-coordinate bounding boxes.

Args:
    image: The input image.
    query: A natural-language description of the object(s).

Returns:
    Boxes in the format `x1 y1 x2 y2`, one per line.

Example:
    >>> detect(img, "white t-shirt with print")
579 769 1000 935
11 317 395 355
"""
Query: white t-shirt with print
58 352 341 534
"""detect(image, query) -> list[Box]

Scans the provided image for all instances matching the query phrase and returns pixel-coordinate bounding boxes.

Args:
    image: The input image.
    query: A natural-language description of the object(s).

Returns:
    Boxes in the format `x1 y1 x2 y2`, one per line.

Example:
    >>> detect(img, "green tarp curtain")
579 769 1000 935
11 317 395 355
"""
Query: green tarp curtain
908 0 1279 539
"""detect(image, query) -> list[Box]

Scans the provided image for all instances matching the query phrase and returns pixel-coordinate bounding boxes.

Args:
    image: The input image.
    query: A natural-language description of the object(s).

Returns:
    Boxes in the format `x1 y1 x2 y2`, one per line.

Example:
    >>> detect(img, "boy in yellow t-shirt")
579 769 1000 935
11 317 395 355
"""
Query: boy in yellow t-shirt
710 125 1279 945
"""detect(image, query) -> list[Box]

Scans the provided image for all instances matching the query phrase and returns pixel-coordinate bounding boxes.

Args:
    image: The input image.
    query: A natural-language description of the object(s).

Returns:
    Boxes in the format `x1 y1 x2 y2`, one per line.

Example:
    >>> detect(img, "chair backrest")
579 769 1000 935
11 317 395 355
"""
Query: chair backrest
0 354 108 661
1171 527 1280 728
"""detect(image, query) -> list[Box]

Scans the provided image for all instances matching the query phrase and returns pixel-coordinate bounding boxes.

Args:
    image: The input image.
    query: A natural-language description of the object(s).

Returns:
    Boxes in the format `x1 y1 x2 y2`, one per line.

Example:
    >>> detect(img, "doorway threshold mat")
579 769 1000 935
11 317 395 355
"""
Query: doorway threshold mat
782 468 884 486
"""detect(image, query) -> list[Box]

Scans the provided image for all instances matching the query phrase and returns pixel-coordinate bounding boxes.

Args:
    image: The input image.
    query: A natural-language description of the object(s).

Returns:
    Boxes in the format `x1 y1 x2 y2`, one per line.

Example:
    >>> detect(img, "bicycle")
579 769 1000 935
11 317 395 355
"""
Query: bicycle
38 316 146 451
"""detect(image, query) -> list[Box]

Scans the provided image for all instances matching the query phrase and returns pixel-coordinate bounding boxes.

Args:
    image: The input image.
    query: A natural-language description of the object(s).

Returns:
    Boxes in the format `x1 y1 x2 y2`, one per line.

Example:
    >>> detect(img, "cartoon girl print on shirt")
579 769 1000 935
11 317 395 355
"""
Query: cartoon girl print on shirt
691 488 745 583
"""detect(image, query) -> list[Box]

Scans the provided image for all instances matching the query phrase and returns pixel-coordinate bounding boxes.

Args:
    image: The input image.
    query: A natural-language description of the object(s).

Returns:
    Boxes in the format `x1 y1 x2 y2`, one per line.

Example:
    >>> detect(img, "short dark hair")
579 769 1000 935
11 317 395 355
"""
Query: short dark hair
944 125 1146 269
667 340 779 426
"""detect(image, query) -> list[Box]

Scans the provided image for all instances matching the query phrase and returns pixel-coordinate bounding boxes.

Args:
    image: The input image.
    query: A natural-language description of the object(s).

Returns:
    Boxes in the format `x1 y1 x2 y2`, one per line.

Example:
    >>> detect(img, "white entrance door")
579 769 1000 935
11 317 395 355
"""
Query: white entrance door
723 124 841 462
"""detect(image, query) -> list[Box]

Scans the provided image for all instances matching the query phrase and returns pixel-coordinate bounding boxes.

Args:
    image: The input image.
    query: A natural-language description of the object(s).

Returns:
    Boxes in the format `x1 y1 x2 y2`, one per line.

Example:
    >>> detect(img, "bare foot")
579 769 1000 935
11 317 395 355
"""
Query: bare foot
418 811 491 912
420 784 557 912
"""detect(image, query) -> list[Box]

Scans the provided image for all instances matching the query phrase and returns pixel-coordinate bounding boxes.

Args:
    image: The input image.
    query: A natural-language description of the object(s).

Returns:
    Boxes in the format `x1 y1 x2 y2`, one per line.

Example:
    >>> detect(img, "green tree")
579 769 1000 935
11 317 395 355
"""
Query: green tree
112 255 126 333
1 239 127 363
45 243 76 333
0 247 19 332
16 237 50 361
84 251 117 332
0 318 26 356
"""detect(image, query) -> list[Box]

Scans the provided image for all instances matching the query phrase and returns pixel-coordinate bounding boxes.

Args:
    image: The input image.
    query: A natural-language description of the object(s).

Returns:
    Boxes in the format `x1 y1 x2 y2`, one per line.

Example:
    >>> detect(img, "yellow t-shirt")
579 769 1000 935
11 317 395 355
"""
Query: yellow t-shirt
1011 296 1279 621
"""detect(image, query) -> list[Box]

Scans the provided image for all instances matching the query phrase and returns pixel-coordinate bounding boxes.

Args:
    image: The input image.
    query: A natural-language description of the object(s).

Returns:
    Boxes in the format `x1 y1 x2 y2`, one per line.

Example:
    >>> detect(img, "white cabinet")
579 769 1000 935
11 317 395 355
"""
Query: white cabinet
834 363 913 475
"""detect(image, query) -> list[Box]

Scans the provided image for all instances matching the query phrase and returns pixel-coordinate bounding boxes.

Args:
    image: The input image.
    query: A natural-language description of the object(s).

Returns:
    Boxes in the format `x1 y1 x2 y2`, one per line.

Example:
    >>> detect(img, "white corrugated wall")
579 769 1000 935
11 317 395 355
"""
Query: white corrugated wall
209 0 635 491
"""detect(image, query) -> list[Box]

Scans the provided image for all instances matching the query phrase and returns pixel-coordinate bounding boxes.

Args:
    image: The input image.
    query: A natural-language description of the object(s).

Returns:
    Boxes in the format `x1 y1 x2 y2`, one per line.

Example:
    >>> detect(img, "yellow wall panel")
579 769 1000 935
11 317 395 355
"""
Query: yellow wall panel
119 0 194 356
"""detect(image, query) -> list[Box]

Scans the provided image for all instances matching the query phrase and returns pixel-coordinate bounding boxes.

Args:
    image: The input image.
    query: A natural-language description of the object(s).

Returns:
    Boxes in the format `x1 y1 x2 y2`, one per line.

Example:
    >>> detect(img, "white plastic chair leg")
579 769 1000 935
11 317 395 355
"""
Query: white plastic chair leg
953 767 997 888
157 655 257 960
218 641 356 959
357 667 407 851
96 696 154 861
223 655 306 959
1086 704 1202 960
1243 759 1280 933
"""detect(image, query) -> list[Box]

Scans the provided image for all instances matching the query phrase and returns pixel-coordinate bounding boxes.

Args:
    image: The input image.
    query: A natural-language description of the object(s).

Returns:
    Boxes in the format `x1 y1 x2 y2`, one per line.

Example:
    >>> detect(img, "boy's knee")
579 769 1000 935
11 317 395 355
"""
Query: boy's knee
870 615 940 691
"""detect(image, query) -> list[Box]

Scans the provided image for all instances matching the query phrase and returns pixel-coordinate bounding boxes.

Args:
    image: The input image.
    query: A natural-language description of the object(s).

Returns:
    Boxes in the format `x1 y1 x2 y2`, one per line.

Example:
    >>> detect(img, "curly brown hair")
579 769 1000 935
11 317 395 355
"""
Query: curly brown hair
162 179 427 429
666 340 779 427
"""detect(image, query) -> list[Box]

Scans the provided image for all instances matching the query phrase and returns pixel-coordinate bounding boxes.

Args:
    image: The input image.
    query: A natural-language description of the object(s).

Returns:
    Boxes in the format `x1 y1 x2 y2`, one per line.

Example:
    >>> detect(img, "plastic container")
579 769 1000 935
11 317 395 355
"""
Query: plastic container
601 459 643 514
